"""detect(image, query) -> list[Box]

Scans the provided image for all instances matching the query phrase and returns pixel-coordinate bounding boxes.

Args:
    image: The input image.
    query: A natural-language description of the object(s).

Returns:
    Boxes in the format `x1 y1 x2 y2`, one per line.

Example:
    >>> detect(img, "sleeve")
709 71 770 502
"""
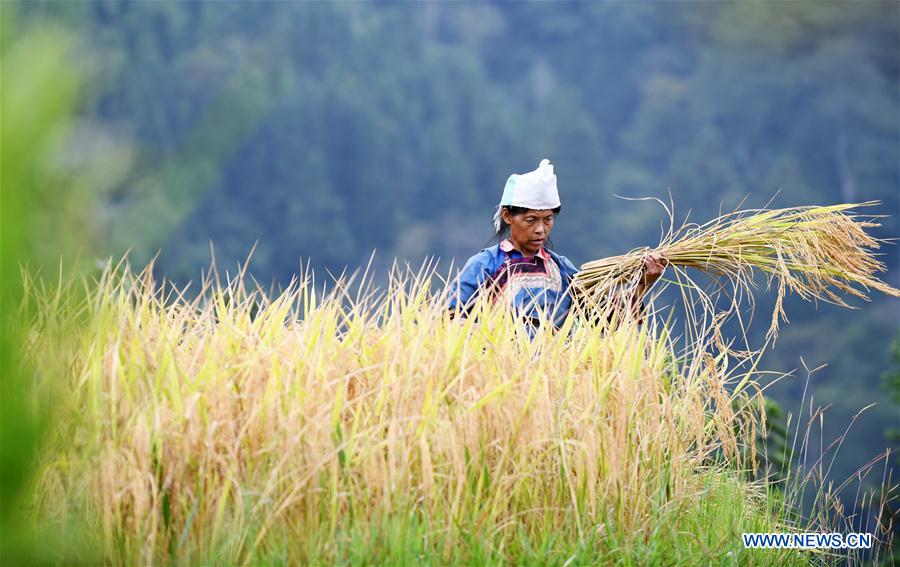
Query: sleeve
554 253 580 285
559 253 647 326
631 292 647 325
447 250 494 316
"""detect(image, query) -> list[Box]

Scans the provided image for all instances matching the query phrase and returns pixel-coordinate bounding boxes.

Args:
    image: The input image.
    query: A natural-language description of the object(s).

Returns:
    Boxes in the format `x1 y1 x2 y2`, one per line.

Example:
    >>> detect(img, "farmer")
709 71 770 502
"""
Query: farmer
447 159 668 334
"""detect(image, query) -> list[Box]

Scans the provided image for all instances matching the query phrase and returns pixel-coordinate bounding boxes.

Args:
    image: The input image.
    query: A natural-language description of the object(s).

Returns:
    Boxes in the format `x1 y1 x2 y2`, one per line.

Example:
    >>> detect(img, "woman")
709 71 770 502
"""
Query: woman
447 159 668 333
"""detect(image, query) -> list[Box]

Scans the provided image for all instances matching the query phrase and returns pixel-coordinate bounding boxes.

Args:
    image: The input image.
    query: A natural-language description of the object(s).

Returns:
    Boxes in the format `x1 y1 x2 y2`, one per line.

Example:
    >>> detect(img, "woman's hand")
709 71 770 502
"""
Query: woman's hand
639 252 669 289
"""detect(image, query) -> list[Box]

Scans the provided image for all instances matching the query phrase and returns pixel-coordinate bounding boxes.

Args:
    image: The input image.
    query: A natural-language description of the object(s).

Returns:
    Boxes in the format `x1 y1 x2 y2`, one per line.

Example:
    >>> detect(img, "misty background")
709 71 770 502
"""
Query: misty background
14 1 899 503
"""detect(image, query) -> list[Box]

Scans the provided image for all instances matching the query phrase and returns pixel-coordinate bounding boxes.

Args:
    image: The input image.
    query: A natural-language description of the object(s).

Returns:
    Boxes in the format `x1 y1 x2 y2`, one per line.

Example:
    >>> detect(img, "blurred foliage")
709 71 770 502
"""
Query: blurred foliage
11 0 900 509
1 3 104 562
883 336 900 444
880 335 900 564
1 4 78 562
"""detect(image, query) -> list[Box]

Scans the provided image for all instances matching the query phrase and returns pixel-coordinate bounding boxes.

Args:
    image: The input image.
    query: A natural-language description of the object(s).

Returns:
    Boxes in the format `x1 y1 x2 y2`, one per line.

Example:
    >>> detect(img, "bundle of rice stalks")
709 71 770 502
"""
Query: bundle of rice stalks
571 201 899 339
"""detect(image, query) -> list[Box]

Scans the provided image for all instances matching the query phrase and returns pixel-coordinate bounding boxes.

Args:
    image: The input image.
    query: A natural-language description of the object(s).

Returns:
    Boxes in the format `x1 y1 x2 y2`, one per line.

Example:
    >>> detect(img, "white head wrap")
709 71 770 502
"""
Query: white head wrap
492 158 560 233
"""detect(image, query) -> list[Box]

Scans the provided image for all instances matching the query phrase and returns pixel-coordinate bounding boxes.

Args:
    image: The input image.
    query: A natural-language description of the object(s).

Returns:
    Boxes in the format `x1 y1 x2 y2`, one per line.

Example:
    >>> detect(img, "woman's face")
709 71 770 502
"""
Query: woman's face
502 208 555 257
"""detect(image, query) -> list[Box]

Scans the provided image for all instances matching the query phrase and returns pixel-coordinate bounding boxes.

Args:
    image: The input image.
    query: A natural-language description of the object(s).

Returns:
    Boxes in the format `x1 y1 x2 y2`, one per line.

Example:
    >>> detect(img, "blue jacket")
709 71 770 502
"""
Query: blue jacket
446 239 580 330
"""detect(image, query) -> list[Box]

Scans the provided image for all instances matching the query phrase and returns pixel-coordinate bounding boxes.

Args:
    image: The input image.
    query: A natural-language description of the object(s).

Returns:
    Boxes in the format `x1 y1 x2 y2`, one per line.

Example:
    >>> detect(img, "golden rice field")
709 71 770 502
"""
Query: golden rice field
19 256 840 566
22 200 900 564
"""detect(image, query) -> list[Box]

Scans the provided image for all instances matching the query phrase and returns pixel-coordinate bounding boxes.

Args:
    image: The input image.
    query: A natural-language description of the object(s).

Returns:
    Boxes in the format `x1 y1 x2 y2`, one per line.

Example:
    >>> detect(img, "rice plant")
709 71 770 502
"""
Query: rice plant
21 198 900 563
21 244 893 565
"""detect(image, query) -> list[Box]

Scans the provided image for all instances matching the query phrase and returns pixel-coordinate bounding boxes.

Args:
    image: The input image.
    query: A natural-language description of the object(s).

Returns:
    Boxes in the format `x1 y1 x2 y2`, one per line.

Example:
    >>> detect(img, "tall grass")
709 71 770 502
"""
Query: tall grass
21 253 886 564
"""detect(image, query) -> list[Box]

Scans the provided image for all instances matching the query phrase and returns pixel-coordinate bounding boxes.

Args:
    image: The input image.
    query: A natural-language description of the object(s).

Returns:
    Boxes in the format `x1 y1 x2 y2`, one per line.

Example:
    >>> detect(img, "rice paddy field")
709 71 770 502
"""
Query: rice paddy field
19 244 894 566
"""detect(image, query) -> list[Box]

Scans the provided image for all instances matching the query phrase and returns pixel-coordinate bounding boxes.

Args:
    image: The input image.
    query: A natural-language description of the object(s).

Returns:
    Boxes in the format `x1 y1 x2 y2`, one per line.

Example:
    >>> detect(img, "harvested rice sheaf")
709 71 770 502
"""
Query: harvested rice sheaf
572 202 900 340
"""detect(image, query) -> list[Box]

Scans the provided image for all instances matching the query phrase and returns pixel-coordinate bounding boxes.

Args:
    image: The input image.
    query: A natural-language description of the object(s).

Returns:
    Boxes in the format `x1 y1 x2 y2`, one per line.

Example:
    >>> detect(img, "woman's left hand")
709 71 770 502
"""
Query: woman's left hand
641 252 669 288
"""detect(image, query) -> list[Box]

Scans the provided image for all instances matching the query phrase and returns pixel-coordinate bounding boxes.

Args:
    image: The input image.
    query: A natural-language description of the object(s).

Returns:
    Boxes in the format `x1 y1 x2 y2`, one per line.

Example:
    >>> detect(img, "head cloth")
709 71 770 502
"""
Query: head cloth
492 158 560 232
